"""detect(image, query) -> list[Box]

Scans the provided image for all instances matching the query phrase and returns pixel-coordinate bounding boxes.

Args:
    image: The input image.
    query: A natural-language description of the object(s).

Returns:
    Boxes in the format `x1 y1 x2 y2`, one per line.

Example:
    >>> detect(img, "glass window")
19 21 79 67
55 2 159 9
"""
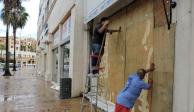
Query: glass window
52 48 58 83
62 43 70 78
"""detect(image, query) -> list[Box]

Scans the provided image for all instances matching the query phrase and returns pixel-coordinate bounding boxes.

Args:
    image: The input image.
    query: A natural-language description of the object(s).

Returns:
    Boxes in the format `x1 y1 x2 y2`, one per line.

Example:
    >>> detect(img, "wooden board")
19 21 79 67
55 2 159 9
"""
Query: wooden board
151 24 175 112
99 8 127 102
125 20 154 112
125 1 154 112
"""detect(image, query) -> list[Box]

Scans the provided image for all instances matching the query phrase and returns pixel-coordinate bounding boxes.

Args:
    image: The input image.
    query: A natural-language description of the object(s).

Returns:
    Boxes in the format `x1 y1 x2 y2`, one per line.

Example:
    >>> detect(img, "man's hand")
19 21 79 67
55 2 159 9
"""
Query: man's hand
145 63 155 73
104 20 110 26
148 79 153 84
149 63 155 72
148 79 153 89
98 20 110 33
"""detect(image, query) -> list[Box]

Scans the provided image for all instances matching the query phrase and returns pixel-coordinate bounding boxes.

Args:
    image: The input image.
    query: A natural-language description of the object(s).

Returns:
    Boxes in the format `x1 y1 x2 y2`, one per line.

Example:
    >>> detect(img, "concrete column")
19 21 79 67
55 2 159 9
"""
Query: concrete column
189 1 194 111
57 46 62 85
82 0 90 91
57 24 63 86
173 0 192 112
69 0 85 97
45 33 53 81
40 52 44 77
82 28 90 91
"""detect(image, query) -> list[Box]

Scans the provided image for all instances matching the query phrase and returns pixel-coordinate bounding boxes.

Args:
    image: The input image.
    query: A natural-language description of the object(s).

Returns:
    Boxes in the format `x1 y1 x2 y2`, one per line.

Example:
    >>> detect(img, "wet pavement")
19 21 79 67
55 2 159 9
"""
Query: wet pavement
0 67 82 112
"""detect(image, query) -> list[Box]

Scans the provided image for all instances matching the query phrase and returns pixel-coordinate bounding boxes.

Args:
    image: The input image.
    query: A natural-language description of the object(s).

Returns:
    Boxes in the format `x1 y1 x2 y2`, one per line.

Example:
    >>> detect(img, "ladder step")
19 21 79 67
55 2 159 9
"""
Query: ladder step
85 84 104 88
87 74 99 77
85 85 97 87
83 92 98 96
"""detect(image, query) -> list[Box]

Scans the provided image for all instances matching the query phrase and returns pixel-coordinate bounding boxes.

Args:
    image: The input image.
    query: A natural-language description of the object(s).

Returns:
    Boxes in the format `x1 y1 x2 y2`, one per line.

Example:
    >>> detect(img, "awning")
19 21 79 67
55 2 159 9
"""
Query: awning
84 0 134 24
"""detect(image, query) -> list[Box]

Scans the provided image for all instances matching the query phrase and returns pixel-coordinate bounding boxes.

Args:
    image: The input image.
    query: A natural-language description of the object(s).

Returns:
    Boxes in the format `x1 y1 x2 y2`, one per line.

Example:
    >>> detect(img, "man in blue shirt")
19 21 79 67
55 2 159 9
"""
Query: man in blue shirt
115 63 155 112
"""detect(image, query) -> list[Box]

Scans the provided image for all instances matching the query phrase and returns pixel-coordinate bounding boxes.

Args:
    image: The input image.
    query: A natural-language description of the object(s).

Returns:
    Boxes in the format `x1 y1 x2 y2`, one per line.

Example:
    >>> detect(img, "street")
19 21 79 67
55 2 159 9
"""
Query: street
0 67 81 112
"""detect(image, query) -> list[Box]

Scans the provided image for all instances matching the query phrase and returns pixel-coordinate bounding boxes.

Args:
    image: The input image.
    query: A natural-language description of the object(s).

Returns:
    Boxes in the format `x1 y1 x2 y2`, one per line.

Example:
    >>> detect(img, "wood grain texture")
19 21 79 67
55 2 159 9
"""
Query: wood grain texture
151 24 175 112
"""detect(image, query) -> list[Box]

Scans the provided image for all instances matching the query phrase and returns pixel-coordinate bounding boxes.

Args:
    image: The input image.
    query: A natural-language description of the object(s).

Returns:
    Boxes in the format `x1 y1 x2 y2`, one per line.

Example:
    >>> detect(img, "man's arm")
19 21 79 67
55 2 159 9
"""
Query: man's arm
141 79 153 90
98 20 109 33
146 63 155 89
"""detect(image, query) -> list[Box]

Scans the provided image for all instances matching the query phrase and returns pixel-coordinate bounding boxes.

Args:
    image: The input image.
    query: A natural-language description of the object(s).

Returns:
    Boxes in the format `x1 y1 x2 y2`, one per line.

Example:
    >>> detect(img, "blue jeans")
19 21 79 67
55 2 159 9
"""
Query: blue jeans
91 44 104 74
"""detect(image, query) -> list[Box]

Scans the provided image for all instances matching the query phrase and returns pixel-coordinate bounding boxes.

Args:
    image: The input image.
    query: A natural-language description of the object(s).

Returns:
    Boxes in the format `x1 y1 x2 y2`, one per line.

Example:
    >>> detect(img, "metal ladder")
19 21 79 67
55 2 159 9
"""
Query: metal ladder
81 34 109 112
80 55 104 112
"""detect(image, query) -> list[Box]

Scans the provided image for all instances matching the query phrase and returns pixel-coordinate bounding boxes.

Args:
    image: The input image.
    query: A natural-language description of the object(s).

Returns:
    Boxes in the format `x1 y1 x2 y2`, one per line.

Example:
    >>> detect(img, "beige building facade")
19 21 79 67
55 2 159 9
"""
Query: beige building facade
37 0 87 97
0 36 36 66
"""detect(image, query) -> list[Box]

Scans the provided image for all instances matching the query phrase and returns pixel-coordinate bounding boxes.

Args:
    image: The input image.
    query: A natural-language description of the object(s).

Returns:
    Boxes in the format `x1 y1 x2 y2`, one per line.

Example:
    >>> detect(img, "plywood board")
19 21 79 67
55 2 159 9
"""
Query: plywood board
151 24 175 112
100 0 155 111
125 1 154 112
125 19 154 112
99 8 127 102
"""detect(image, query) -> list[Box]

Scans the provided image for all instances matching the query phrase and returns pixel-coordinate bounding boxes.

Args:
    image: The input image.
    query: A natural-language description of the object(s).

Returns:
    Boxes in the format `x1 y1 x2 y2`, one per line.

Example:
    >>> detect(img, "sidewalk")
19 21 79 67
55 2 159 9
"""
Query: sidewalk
0 67 82 112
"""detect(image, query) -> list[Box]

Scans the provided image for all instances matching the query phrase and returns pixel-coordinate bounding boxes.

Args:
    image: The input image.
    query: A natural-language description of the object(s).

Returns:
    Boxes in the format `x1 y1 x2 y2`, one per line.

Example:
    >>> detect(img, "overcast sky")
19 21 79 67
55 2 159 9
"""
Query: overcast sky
0 0 39 39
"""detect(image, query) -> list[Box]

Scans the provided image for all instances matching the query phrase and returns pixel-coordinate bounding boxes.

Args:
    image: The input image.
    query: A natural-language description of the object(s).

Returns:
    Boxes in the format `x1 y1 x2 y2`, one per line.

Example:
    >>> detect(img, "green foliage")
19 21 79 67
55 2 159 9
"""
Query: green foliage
20 45 26 51
0 44 5 50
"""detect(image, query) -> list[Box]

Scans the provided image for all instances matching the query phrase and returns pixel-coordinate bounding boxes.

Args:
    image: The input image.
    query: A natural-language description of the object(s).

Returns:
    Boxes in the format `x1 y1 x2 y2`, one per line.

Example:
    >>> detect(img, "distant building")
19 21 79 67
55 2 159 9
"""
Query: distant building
0 36 36 66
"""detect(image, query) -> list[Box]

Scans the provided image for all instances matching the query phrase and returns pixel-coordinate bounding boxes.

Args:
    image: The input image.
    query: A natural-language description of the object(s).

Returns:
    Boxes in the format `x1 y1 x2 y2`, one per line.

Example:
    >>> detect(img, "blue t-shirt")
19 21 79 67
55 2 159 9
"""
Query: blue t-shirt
116 73 150 108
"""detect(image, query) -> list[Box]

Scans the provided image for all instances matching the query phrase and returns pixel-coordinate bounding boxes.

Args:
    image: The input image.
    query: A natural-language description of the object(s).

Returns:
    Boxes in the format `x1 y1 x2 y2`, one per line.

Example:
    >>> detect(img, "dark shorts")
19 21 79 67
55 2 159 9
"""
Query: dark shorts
92 43 104 55
91 43 104 74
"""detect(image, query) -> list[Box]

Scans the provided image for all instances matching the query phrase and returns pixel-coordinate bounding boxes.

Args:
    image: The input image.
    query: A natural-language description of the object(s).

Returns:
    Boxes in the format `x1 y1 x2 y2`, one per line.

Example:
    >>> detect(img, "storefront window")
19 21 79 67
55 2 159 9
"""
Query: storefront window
52 48 58 83
62 43 70 78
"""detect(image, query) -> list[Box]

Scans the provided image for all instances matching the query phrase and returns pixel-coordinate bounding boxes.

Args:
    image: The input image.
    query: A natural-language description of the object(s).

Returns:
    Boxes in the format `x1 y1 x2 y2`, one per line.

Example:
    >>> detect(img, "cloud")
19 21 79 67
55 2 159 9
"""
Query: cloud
0 0 40 39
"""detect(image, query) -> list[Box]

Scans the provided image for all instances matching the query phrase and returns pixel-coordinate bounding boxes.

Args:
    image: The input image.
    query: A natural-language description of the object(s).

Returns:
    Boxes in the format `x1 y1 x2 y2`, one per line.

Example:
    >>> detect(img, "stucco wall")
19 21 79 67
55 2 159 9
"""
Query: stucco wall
173 0 194 112
47 0 75 33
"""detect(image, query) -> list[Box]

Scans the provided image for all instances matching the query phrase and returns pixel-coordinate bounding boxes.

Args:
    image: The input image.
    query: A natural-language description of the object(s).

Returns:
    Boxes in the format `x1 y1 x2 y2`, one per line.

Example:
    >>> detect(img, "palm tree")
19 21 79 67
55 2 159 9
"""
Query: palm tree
11 6 28 71
0 0 13 76
0 0 26 74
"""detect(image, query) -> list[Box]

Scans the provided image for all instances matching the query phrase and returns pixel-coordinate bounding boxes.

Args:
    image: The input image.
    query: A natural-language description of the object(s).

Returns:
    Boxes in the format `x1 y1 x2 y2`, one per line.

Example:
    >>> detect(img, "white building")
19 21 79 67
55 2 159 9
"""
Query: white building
37 0 87 97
